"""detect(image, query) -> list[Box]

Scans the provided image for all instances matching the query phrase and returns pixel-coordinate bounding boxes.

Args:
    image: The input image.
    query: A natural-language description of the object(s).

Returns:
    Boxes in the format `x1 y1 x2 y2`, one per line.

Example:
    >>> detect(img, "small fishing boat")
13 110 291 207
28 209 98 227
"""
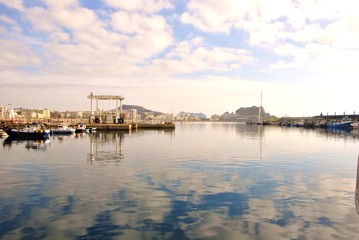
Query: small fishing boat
85 127 96 133
50 123 75 135
0 129 8 138
351 122 359 129
75 123 86 133
326 120 353 129
5 124 51 140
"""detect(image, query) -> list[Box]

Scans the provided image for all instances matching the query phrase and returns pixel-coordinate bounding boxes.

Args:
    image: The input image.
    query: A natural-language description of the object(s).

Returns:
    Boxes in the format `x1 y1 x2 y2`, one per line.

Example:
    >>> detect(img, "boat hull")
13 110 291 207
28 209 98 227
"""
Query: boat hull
6 129 50 140
51 129 75 134
75 129 85 133
326 121 353 129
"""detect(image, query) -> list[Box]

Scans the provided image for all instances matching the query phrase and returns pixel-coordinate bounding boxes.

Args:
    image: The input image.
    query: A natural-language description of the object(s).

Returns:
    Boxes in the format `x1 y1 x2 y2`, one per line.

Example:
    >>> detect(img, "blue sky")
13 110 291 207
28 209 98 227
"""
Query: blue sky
0 0 358 117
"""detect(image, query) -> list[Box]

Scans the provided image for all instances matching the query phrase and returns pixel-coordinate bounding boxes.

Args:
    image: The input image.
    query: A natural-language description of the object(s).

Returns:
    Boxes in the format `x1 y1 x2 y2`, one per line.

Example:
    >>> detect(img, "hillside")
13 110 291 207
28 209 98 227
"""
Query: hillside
218 106 274 122
121 104 163 116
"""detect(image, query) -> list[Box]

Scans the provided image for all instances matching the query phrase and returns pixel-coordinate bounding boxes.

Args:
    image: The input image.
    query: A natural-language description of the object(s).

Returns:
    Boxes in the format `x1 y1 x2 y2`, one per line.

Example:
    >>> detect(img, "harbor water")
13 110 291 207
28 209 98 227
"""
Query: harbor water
1 122 359 239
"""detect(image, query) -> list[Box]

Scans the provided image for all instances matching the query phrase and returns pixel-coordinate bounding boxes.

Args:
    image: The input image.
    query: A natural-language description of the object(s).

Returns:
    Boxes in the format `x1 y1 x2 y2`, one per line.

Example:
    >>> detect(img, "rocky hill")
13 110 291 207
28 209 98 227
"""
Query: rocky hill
218 106 273 122
121 104 162 116
177 111 207 119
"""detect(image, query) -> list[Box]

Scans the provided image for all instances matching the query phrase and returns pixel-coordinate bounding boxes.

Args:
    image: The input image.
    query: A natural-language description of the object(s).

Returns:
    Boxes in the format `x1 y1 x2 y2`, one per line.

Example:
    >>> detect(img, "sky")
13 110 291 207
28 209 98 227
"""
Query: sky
0 0 358 118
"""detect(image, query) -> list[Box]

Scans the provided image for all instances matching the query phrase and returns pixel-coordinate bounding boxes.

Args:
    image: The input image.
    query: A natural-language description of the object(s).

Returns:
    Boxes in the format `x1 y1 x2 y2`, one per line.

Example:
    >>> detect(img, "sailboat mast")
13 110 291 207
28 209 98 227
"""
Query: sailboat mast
258 91 262 123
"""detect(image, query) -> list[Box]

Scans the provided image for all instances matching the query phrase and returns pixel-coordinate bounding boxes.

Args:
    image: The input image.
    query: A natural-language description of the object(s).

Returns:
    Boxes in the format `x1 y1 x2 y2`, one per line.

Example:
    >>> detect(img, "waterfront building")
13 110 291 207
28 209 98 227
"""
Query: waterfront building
129 109 138 122
0 106 6 120
175 112 200 121
175 112 188 121
211 114 220 121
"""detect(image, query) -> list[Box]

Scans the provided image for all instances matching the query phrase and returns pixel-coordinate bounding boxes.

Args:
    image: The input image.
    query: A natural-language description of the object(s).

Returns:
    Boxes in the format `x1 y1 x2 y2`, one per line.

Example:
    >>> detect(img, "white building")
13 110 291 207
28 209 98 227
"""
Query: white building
0 106 16 120
129 109 137 122
0 106 6 120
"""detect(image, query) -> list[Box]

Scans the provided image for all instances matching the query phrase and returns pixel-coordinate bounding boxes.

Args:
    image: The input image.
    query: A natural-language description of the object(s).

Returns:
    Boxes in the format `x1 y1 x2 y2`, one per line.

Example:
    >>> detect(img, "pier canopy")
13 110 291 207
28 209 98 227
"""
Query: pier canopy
87 92 125 124
87 93 125 101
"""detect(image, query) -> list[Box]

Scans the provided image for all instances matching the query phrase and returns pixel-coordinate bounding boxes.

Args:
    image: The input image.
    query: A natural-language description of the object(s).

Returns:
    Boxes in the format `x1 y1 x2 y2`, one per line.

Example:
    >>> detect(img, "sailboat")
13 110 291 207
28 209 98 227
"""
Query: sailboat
257 91 269 125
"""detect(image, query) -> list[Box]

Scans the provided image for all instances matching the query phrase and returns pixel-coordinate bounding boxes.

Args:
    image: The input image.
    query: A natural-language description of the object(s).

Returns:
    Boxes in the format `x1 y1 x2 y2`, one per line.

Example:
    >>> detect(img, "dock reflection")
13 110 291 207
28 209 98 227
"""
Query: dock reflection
88 132 124 164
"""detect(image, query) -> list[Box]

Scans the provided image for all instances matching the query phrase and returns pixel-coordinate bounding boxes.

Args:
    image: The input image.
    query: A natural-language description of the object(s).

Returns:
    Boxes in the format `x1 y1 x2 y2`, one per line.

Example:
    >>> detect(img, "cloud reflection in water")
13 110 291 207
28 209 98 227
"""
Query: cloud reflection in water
0 124 359 239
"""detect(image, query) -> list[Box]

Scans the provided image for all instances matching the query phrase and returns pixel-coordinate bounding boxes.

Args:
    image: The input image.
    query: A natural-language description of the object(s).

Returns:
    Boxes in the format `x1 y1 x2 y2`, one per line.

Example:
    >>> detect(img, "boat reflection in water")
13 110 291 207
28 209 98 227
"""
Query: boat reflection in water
25 139 50 151
314 127 359 142
88 132 124 164
3 138 51 150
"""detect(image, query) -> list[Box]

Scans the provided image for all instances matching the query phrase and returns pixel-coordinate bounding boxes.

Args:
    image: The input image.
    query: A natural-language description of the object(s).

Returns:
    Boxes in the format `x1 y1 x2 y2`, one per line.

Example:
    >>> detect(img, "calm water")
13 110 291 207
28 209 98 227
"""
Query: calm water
1 123 359 239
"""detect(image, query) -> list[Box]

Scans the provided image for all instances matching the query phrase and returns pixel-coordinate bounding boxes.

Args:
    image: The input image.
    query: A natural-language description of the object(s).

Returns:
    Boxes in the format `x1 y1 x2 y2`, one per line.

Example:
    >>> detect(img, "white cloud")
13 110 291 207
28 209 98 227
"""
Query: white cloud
0 39 41 69
146 38 253 75
0 14 41 70
1 0 358 116
25 4 102 33
182 0 359 72
44 0 77 9
0 15 16 25
15 1 174 74
0 0 24 11
111 11 174 58
112 11 168 34
181 0 239 33
105 0 172 13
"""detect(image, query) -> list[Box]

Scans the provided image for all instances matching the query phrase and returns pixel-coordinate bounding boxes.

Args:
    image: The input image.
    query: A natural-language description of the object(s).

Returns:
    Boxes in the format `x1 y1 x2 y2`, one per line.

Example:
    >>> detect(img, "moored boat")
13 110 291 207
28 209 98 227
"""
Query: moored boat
0 129 8 138
75 123 86 133
351 122 359 129
326 120 353 129
5 124 50 140
85 127 96 133
50 123 75 135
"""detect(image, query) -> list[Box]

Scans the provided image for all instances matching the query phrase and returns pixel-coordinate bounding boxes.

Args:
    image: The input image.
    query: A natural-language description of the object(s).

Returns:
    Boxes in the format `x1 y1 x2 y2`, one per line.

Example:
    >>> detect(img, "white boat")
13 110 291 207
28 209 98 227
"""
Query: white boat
75 123 86 133
0 129 8 138
51 123 75 135
351 122 359 129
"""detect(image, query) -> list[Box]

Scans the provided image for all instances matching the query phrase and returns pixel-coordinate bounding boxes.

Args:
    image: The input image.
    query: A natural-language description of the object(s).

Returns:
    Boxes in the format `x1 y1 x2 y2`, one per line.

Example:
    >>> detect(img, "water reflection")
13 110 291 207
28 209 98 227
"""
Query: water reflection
318 128 359 140
88 132 124 164
3 138 51 150
0 124 359 239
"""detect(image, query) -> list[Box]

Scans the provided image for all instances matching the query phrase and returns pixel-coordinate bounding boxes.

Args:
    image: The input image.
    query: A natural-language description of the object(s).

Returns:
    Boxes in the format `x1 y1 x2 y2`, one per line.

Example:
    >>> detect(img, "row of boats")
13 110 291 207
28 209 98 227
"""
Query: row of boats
328 121 359 129
2 123 95 140
275 119 359 129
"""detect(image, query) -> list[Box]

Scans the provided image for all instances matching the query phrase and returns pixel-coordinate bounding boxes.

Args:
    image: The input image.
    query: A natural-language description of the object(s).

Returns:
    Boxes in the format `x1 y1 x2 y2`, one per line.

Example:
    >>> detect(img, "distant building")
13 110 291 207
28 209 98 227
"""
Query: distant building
211 114 220 121
175 112 200 121
0 106 6 120
129 109 137 122
63 111 83 119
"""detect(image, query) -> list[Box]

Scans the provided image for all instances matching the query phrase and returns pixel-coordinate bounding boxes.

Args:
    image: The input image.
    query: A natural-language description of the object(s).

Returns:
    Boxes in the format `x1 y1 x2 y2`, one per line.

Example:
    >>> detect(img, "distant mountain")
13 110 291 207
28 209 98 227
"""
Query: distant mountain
218 106 274 122
178 111 207 119
121 104 163 116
